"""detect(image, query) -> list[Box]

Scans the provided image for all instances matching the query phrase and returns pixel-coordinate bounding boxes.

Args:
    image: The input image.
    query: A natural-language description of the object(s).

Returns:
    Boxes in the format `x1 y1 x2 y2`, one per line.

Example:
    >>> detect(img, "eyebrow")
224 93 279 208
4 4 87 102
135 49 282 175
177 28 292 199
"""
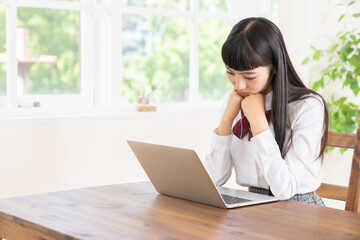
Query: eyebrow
225 66 257 75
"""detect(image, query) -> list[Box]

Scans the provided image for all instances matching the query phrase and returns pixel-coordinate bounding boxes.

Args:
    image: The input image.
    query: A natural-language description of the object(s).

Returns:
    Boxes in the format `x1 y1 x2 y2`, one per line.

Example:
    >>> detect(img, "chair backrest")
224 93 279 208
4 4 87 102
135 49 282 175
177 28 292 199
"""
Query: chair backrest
316 128 360 213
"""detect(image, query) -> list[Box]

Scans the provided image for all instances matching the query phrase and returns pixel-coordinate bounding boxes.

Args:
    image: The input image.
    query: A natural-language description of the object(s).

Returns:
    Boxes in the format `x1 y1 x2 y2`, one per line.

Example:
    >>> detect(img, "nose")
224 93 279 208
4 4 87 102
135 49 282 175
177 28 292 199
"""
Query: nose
234 76 246 91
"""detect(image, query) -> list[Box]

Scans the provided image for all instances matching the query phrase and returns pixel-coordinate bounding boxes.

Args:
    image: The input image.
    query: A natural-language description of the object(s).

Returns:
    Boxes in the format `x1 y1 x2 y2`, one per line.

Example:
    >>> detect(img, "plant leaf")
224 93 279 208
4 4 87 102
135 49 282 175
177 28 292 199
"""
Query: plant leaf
355 66 360 75
348 55 358 67
301 57 310 65
313 50 323 60
353 13 360 17
329 43 339 53
330 69 338 81
348 0 356 6
348 102 358 108
340 148 347 154
350 81 360 93
312 78 324 90
334 97 347 105
354 88 360 96
338 14 345 22
339 33 346 41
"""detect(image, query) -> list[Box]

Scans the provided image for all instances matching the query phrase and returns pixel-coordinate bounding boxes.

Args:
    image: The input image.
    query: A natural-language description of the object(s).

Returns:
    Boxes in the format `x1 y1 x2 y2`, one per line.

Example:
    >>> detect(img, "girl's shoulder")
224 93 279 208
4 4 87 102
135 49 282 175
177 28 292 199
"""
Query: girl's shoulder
289 93 324 109
288 93 325 127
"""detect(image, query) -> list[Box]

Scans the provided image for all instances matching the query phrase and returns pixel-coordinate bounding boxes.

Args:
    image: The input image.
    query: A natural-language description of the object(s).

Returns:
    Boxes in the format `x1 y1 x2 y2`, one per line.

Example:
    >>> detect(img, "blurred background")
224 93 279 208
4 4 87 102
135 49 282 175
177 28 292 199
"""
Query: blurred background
0 0 359 210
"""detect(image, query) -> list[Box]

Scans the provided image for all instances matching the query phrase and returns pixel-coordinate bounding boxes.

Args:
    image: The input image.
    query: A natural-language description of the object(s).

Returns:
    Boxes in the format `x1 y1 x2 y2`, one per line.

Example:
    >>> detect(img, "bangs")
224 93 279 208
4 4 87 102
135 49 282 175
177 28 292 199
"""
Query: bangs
221 32 265 71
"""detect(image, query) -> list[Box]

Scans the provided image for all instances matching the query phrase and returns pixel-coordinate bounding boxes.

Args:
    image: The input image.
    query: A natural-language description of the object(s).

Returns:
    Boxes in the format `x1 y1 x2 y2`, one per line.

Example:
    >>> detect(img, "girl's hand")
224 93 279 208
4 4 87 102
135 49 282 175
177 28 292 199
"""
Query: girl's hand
217 89 244 136
241 93 269 136
241 93 265 122
223 89 244 122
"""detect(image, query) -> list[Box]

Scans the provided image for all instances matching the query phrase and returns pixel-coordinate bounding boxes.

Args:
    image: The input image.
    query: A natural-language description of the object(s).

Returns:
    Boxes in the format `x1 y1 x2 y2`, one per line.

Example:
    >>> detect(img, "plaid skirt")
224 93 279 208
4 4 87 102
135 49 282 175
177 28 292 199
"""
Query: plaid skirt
249 187 325 206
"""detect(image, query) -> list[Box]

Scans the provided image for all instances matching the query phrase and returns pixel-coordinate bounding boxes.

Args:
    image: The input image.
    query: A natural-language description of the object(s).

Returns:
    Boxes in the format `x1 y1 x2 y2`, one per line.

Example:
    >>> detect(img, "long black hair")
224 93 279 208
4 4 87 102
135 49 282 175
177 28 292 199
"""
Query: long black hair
221 17 329 159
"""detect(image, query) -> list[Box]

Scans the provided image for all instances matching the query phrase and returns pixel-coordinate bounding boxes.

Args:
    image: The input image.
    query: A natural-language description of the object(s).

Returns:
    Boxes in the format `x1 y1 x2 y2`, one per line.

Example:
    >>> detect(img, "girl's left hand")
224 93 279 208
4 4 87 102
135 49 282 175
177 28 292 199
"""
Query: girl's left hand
241 93 266 122
241 93 269 136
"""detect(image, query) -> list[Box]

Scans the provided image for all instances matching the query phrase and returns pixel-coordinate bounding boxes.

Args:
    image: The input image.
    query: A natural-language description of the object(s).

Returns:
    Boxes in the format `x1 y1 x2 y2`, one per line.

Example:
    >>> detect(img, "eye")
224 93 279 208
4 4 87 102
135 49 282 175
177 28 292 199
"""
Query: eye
245 77 255 80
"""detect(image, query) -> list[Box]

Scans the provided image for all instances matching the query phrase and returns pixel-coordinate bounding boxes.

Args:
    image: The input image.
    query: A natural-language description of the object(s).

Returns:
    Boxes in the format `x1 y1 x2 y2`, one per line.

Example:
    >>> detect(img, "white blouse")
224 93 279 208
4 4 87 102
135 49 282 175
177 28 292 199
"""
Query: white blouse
205 91 325 200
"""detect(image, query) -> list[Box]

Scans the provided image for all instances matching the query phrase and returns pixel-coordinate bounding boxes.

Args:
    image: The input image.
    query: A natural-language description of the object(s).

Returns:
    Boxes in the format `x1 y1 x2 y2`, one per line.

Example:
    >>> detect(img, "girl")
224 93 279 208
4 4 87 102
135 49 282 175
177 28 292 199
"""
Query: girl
206 17 329 206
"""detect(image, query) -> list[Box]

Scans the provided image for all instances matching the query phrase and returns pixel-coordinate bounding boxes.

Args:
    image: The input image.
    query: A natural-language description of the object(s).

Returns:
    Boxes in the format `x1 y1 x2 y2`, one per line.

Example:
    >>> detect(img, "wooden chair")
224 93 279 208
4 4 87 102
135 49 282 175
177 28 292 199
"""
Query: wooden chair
316 128 360 213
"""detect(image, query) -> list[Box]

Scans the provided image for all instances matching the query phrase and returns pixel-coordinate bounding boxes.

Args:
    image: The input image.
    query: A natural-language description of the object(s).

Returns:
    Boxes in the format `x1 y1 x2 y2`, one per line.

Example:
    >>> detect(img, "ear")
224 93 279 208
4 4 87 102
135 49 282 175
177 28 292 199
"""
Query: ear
270 69 276 80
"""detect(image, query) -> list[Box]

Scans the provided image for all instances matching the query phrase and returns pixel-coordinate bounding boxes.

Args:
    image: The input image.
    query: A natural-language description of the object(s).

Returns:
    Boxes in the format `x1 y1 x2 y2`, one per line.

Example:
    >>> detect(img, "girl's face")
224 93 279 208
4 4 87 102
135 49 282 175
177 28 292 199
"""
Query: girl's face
226 66 274 97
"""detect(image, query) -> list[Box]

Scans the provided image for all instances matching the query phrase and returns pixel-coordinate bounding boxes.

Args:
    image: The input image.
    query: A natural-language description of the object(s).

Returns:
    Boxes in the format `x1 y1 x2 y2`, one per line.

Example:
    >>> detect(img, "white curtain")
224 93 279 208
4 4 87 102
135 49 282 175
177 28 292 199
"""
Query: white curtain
225 0 274 26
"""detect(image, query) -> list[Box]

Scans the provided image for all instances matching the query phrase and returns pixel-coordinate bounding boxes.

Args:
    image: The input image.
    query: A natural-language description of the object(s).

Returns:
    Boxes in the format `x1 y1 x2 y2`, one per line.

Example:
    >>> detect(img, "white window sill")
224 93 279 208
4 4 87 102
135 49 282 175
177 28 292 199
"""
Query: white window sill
0 101 222 123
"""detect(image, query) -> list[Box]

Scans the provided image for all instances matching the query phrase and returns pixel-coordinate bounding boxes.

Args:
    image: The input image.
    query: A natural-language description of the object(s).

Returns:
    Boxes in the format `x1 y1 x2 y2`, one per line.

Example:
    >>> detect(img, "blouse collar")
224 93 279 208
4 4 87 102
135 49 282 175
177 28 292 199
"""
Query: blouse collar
265 91 272 111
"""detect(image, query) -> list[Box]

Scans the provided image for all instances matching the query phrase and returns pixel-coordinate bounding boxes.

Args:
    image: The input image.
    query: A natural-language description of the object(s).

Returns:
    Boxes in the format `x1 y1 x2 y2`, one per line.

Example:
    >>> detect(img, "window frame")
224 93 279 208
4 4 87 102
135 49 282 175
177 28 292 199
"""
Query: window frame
114 0 231 106
0 0 112 109
0 0 277 115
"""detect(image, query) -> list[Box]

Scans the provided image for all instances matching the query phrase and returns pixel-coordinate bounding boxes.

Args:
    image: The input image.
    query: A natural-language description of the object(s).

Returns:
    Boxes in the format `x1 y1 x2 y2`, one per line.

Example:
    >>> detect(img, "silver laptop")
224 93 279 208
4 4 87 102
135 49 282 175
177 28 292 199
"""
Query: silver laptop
127 140 278 209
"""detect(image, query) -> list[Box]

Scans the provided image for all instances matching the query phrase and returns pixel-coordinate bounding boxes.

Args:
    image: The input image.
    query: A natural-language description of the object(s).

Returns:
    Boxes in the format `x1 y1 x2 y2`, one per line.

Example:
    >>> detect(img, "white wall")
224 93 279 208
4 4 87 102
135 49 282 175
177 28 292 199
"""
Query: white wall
0 111 219 198
278 0 310 85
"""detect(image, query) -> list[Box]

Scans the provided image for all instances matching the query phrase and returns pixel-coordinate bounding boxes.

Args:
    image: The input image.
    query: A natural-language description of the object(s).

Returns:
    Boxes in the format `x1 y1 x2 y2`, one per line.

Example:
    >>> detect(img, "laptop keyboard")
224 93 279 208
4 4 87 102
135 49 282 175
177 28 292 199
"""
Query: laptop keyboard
221 194 251 205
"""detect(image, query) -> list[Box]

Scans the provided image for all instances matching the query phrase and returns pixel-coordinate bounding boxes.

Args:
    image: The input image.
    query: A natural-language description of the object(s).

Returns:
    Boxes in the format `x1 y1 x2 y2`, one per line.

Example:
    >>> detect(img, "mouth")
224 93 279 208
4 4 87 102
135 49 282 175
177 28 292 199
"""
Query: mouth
239 92 249 97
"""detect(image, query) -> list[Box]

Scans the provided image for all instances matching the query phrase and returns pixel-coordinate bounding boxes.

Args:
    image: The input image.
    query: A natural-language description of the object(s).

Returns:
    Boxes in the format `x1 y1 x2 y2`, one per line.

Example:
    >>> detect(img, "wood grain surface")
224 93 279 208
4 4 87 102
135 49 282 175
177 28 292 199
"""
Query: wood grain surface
0 181 359 240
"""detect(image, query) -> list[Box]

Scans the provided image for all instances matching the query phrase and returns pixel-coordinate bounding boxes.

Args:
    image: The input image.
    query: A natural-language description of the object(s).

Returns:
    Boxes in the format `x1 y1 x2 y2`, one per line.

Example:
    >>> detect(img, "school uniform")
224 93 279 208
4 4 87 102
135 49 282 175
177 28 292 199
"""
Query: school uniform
205 91 325 206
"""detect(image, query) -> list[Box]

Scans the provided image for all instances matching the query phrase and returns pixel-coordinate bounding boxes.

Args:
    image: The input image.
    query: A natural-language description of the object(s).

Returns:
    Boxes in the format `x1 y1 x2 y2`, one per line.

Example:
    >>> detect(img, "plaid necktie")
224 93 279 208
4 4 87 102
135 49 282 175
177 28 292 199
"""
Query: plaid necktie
233 109 272 141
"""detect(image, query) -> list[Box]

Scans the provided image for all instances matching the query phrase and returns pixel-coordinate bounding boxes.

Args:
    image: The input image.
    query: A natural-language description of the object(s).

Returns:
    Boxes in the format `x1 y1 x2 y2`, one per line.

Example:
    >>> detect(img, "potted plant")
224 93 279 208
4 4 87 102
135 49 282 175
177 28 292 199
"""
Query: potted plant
302 0 360 152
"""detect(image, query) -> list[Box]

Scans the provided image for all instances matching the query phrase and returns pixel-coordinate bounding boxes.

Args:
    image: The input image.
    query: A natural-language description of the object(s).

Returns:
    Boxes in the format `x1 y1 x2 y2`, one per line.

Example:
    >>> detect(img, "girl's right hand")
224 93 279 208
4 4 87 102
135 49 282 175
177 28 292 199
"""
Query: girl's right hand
223 89 244 121
217 89 244 136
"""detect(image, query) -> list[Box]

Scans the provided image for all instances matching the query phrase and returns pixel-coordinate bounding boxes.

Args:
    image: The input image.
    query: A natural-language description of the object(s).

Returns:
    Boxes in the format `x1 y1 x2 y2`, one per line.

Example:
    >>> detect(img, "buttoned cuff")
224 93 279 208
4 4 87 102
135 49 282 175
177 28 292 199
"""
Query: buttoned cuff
251 128 279 155
251 128 283 180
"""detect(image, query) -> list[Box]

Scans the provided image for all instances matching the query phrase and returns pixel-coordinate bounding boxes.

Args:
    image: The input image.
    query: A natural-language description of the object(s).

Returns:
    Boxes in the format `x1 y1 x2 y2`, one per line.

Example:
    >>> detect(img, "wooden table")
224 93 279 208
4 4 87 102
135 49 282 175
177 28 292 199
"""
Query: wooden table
0 182 359 240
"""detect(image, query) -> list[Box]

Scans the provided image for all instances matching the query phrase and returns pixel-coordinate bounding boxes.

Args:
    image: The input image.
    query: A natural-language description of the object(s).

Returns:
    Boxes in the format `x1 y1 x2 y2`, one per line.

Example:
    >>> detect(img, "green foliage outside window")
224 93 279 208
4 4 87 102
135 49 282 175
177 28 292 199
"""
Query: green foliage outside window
122 0 232 104
122 15 190 103
17 7 80 95
199 19 232 101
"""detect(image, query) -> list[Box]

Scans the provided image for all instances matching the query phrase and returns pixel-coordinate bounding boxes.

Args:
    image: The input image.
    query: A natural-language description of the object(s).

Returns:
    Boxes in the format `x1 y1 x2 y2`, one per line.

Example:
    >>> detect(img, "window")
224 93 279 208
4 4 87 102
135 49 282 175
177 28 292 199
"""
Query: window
200 0 227 13
17 7 80 96
122 14 190 104
121 0 188 11
121 0 232 104
0 0 278 112
199 19 232 101
1 0 109 109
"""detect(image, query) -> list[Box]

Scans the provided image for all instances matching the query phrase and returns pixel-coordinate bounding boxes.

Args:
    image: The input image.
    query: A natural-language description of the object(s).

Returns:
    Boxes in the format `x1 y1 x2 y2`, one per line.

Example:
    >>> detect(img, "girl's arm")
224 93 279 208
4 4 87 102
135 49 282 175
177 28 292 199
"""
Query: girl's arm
252 97 325 200
218 89 244 136
205 129 234 186
205 91 242 186
241 93 270 136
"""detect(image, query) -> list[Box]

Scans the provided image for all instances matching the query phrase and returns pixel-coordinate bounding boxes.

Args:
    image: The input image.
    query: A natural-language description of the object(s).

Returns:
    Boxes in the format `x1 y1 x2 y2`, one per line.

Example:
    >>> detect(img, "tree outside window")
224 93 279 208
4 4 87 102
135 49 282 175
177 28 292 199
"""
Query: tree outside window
17 8 80 96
